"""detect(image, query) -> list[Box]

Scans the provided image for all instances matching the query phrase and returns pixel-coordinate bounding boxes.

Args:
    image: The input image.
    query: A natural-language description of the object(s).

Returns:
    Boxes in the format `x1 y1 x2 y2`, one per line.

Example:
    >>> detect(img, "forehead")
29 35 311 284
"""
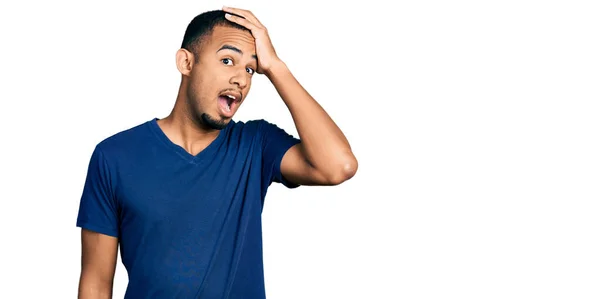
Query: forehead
204 25 255 52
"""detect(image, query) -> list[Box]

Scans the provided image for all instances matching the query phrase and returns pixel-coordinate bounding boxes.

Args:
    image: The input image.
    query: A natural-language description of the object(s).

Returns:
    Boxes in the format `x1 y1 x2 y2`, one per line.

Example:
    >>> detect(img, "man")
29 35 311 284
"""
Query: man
76 7 357 299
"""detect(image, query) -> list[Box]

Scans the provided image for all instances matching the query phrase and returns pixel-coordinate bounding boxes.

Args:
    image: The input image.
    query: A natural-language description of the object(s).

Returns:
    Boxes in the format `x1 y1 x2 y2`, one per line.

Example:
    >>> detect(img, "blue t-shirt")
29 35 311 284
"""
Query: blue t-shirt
76 118 301 298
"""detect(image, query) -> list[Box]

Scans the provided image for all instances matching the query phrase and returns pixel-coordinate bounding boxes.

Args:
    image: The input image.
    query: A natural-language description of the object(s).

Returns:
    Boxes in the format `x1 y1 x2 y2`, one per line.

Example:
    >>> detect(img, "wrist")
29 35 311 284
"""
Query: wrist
264 59 288 79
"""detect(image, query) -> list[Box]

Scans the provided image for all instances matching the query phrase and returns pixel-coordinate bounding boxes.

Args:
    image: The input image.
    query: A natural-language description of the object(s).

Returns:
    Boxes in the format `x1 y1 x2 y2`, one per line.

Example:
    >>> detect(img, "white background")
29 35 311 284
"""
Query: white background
1 0 599 298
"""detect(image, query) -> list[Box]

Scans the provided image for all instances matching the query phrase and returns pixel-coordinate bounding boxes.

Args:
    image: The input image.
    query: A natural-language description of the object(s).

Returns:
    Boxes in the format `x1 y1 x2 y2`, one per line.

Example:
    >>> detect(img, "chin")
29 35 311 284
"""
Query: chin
200 113 229 130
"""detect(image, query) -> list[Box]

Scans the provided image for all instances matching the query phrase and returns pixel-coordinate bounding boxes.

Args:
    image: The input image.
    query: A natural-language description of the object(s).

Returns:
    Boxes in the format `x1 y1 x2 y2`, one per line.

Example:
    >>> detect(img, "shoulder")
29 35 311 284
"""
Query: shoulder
228 118 272 131
226 118 289 139
92 119 153 160
236 118 295 135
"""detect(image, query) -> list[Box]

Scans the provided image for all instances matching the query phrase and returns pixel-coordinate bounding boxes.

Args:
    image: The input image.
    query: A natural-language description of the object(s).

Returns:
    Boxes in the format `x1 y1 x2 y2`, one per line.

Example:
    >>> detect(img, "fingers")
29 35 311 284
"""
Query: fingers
224 12 259 31
222 6 264 28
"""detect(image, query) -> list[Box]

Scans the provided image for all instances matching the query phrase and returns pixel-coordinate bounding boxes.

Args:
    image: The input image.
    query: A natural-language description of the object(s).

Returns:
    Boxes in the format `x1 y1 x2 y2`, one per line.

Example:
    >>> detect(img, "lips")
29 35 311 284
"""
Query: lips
219 90 242 103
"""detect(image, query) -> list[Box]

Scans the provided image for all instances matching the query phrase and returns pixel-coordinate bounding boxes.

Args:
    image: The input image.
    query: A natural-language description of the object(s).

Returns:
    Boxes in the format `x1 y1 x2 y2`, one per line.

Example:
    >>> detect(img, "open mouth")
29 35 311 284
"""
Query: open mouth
218 94 235 112
218 91 241 114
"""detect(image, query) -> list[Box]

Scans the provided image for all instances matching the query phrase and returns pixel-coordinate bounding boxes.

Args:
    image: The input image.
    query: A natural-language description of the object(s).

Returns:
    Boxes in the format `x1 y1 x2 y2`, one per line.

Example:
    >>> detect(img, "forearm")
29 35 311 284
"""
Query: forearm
266 60 357 179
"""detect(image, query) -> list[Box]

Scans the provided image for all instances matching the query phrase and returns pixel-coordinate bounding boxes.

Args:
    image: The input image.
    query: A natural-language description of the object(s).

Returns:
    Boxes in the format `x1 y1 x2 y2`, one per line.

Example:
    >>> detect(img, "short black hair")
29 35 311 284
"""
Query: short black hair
180 10 249 63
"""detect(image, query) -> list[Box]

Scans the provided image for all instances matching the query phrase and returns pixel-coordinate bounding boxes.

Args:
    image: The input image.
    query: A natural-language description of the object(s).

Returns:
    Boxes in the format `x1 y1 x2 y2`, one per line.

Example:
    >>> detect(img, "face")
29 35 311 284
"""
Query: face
179 25 257 130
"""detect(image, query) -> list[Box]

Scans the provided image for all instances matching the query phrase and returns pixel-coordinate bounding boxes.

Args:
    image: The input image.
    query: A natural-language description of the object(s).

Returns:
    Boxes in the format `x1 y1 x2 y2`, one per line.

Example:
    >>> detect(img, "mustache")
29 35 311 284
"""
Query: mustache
219 88 243 99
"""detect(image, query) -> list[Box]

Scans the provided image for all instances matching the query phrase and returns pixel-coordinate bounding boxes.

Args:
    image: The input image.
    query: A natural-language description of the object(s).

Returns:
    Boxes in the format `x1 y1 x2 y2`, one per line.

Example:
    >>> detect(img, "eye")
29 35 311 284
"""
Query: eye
221 58 233 65
246 67 255 75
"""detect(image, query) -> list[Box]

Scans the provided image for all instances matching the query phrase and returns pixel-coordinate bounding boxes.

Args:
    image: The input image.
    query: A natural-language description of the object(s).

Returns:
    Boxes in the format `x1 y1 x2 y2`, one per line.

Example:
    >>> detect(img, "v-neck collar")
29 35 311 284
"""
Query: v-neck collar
148 117 229 165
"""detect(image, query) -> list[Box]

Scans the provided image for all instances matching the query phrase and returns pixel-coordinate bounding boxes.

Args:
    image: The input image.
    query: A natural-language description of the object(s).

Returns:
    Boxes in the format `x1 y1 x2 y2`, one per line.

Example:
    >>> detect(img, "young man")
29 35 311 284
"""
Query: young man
76 7 357 299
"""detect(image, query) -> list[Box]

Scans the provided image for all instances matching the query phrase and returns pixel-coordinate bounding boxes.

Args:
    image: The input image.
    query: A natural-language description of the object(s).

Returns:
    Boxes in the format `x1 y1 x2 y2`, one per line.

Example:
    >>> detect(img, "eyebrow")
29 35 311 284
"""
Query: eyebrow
217 44 257 60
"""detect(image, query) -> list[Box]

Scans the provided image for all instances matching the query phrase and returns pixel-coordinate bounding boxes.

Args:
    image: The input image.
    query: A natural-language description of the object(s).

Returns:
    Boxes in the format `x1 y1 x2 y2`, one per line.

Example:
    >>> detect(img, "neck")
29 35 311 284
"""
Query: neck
156 92 221 156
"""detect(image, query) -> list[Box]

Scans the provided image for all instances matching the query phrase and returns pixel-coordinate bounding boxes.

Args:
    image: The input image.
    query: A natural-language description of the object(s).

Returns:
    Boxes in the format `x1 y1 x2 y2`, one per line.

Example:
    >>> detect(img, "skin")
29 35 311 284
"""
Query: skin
78 230 118 298
157 22 260 156
221 7 358 185
78 7 358 298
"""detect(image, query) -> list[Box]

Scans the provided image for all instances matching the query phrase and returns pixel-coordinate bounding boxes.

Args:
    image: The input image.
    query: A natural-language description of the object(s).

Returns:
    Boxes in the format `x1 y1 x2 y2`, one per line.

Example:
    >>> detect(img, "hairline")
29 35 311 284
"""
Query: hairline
186 21 250 63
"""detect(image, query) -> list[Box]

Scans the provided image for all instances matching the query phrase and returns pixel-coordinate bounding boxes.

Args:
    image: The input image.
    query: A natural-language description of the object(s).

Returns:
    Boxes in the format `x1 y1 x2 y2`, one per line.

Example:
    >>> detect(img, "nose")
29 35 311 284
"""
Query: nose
229 68 249 89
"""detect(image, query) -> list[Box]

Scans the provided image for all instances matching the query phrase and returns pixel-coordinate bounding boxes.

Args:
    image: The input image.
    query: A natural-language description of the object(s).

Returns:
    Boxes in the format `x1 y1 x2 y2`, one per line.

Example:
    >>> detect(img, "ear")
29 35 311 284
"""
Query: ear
176 48 194 76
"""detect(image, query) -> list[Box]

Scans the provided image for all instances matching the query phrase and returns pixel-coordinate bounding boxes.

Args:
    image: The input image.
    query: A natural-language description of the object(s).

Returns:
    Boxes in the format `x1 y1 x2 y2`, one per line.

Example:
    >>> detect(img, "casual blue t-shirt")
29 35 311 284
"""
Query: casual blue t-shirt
76 117 301 298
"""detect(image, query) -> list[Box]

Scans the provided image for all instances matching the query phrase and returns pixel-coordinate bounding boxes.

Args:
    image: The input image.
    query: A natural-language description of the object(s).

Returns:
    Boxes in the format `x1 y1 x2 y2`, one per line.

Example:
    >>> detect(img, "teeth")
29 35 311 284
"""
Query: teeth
226 95 235 100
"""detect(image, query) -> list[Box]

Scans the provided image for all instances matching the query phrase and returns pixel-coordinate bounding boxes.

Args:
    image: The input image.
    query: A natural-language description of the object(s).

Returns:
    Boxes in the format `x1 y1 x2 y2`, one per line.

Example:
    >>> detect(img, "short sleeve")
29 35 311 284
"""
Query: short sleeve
76 146 120 238
260 120 301 189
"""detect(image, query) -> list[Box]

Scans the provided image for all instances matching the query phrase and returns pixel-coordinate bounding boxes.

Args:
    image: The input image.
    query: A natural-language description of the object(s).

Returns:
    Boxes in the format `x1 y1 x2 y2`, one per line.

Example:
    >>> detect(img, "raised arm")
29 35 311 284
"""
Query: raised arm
78 229 118 299
223 7 358 186
266 61 357 186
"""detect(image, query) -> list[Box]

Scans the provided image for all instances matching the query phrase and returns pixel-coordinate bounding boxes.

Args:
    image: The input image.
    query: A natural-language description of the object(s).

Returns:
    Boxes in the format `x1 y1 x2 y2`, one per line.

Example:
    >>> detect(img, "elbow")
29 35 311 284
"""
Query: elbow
326 155 358 185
